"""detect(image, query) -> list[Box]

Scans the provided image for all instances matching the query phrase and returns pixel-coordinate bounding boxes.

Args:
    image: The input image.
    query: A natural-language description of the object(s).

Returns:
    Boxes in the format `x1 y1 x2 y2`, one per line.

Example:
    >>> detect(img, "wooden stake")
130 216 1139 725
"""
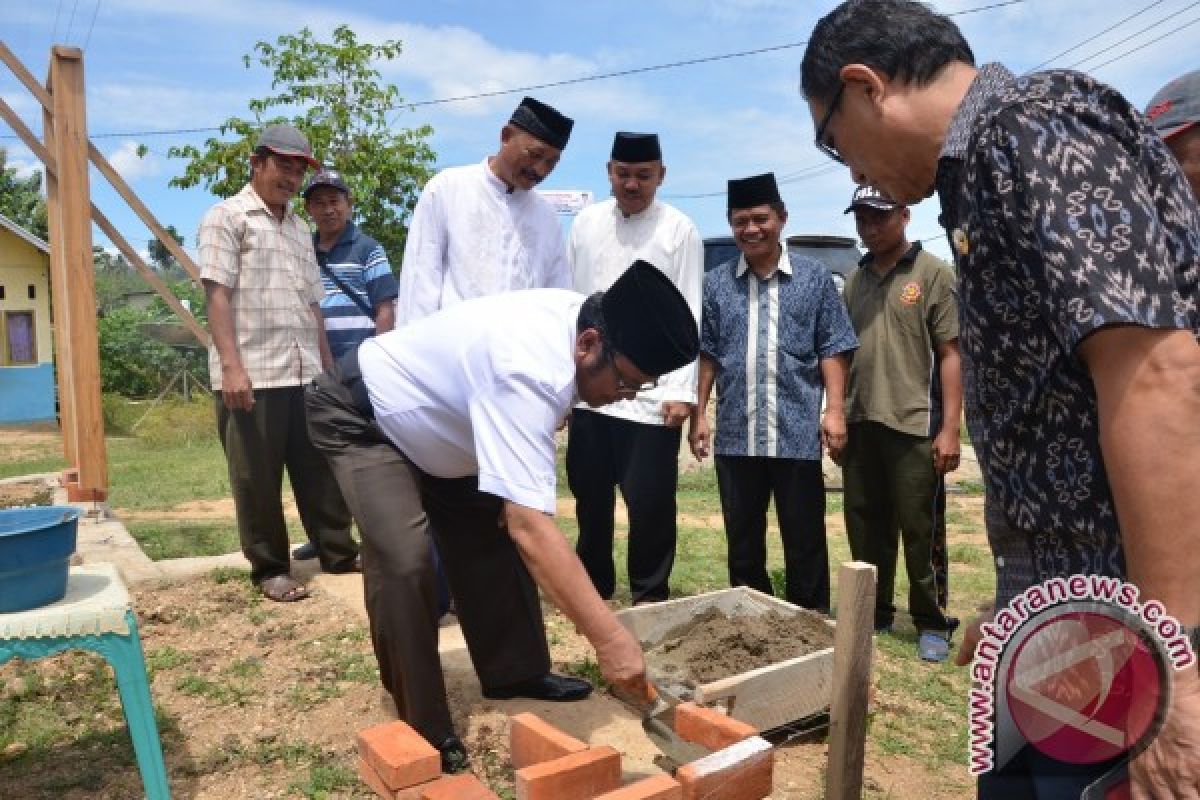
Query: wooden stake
50 46 107 500
827 561 877 800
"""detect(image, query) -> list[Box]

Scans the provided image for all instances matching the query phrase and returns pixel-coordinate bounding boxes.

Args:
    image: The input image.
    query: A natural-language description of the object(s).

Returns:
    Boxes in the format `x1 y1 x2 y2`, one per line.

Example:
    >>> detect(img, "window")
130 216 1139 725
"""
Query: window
4 311 36 365
27 284 36 299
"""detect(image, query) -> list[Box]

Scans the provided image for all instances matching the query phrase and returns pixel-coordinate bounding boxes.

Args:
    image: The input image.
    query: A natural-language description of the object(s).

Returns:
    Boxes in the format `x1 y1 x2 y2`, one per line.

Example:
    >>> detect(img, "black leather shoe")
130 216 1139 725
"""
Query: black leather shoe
482 672 593 702
437 735 469 774
291 542 317 560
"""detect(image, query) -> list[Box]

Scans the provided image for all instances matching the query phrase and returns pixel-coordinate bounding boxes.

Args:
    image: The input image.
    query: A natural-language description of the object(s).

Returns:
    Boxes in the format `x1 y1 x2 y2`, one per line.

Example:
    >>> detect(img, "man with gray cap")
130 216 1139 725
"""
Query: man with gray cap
306 260 699 769
567 131 703 604
199 124 359 602
840 184 962 662
1146 69 1200 197
397 96 574 323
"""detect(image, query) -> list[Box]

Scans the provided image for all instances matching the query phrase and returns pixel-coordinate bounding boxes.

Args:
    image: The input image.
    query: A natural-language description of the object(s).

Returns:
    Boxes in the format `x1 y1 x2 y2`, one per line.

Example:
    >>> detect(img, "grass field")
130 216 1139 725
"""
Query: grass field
2 397 996 792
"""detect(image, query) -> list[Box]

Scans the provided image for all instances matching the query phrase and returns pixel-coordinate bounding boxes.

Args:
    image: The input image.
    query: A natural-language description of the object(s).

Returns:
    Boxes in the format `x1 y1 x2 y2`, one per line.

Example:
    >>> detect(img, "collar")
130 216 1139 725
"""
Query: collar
240 183 297 222
313 220 357 252
612 198 660 221
858 240 922 268
481 157 521 196
736 243 792 279
940 63 1014 163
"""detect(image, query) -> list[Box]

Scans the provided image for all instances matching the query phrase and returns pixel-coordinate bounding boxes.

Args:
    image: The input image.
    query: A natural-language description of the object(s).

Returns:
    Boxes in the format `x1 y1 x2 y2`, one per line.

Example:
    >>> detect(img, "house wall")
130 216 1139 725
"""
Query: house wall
0 229 56 422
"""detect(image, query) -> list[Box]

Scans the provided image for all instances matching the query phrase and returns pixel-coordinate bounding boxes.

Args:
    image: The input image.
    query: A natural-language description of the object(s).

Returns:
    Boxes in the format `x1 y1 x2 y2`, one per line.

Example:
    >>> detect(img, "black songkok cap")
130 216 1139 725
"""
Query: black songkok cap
509 96 574 151
602 260 699 377
610 132 662 163
727 172 782 210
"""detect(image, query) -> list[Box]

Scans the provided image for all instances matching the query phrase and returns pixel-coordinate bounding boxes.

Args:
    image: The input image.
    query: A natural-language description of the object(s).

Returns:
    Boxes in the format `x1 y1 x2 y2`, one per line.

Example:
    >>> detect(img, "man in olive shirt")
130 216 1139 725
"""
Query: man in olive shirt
840 186 962 661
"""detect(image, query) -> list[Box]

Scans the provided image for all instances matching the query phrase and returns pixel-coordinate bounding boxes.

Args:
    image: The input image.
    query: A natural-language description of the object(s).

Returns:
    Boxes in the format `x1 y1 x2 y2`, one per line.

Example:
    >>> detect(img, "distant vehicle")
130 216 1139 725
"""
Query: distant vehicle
703 234 861 294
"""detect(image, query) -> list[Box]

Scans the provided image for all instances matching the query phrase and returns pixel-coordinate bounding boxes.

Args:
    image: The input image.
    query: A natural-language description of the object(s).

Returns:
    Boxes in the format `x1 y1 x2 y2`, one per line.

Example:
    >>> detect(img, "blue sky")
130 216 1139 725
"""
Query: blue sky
1 0 1197 265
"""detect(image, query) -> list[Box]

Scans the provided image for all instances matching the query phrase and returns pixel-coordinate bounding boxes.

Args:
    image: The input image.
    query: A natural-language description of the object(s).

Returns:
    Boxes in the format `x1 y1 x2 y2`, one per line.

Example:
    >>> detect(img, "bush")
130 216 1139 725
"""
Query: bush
98 306 207 398
133 396 217 448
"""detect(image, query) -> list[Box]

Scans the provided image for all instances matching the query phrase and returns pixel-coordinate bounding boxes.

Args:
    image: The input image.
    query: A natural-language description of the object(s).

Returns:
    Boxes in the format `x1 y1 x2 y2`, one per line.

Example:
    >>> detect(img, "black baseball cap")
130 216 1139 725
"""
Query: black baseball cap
303 168 350 200
844 185 900 213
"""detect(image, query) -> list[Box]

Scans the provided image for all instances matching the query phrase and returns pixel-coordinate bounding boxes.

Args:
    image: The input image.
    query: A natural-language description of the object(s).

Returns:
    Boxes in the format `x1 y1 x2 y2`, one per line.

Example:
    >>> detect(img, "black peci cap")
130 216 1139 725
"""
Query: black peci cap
601 260 699 377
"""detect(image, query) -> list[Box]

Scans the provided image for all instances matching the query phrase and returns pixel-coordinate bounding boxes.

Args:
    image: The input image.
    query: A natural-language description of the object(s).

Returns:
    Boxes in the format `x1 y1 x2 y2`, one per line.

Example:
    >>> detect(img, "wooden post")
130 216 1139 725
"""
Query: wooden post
826 561 877 800
49 46 107 501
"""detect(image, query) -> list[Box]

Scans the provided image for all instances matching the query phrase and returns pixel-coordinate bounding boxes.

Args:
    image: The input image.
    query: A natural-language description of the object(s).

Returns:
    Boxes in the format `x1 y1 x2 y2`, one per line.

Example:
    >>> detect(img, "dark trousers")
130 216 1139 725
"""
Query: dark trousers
932 475 949 609
214 387 356 585
714 456 830 611
842 420 954 631
566 409 680 603
305 369 550 747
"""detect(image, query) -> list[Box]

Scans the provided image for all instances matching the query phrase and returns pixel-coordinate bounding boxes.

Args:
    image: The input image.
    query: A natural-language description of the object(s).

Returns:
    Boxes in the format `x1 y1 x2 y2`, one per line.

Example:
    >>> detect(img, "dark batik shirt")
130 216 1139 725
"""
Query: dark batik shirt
701 247 858 460
936 63 1200 605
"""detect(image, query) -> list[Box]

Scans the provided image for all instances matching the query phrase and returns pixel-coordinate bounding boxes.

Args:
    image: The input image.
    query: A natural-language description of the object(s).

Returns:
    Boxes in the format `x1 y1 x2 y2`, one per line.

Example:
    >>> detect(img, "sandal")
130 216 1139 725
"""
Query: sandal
259 574 311 603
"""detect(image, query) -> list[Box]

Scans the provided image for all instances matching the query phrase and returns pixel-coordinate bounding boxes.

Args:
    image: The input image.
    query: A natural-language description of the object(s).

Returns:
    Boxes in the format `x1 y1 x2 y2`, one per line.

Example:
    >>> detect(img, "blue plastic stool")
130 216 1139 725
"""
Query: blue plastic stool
0 563 171 799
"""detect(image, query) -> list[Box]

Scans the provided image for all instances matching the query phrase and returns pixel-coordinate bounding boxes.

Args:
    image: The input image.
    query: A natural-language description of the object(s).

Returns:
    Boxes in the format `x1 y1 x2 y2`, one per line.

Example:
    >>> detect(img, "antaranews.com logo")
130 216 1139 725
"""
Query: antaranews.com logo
968 574 1195 776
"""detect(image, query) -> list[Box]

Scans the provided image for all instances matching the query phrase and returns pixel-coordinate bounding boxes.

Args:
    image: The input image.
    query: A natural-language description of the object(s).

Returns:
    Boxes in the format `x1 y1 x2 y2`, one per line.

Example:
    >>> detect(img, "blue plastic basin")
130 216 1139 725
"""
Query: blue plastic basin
0 506 81 613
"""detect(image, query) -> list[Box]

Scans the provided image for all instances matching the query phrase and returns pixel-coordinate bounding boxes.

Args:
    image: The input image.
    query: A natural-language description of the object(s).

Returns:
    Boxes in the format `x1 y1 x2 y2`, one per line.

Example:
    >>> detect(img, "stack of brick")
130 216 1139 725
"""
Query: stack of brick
356 720 499 799
357 706 775 800
509 705 774 800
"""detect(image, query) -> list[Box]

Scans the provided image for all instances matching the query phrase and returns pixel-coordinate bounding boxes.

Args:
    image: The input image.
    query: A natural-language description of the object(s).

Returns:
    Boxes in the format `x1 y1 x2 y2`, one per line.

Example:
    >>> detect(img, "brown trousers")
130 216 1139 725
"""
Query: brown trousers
304 368 550 746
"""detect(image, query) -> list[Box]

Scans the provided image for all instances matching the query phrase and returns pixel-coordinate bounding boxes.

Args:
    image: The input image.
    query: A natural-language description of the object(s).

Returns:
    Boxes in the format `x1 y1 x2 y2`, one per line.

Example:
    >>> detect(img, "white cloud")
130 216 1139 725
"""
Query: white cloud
106 140 161 182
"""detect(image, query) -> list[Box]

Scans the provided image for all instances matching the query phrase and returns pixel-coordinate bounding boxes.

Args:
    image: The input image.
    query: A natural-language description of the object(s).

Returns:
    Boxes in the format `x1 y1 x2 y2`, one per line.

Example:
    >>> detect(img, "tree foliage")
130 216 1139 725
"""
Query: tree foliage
147 224 184 271
0 148 48 240
167 25 436 268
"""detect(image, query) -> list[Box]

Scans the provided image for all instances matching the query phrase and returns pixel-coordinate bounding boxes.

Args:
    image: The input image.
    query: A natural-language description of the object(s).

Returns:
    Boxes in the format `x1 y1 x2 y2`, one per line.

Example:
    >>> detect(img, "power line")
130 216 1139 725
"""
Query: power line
64 0 82 44
1 0 1024 143
1066 1 1200 70
1027 0 1166 71
82 0 102 51
51 0 64 43
1086 13 1200 71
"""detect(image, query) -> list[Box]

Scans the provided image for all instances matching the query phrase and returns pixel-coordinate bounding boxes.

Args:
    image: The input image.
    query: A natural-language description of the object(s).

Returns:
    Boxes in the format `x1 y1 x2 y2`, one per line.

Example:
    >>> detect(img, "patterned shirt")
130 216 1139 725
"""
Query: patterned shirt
936 63 1200 605
316 221 398 360
199 184 325 391
701 246 858 460
396 160 570 324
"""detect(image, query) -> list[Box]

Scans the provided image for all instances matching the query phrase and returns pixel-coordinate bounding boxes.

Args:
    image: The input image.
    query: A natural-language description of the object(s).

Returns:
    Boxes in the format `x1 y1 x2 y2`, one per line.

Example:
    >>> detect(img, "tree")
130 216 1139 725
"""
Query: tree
147 224 184 271
167 25 436 268
0 147 48 240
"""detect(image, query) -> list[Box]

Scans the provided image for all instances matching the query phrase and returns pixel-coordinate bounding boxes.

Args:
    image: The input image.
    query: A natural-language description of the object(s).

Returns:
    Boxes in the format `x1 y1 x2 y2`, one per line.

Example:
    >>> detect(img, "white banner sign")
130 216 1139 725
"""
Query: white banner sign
538 189 593 215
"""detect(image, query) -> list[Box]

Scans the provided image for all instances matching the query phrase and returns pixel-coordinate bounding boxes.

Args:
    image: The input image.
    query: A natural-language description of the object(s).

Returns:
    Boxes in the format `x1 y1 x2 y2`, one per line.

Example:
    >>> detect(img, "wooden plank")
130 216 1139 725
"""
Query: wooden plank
826 562 876 800
41 67 76 468
694 648 834 732
616 586 797 647
50 46 107 499
0 40 52 108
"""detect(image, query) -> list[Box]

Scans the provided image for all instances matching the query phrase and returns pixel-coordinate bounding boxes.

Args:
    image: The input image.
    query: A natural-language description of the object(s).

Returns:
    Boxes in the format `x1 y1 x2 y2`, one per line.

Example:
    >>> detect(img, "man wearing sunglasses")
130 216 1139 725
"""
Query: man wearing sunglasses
688 172 857 613
306 260 698 773
566 131 703 606
802 1 1200 796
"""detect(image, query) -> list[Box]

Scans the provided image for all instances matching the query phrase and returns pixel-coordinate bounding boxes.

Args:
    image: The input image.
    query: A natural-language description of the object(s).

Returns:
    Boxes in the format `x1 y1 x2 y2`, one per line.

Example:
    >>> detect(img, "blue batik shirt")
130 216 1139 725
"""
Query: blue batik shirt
701 246 858 460
936 63 1200 605
316 221 399 360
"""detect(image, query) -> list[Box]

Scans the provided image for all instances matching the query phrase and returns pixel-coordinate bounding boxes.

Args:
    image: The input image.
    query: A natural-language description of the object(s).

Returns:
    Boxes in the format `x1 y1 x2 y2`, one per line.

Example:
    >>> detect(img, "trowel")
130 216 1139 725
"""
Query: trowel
640 681 708 769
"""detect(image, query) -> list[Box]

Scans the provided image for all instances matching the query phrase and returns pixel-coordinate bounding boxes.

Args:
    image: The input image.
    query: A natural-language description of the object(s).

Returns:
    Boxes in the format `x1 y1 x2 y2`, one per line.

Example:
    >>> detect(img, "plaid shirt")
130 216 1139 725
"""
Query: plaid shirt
199 184 325 390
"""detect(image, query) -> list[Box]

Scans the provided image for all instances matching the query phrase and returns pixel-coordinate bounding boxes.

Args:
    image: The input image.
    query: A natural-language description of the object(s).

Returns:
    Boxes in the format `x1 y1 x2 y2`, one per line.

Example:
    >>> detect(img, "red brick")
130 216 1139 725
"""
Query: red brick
515 746 622 800
358 757 398 799
357 720 442 790
509 712 589 769
592 773 683 800
420 774 500 799
674 703 757 751
676 736 773 800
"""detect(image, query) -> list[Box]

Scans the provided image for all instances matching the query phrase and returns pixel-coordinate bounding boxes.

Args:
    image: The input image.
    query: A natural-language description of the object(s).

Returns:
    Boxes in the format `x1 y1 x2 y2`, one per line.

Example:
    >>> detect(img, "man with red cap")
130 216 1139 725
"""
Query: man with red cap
199 124 359 603
1146 69 1200 197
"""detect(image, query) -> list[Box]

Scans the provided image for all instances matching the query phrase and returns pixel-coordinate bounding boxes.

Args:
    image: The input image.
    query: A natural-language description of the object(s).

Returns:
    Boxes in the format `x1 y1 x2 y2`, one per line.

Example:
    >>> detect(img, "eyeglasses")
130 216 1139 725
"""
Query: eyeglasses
607 351 658 396
814 83 847 165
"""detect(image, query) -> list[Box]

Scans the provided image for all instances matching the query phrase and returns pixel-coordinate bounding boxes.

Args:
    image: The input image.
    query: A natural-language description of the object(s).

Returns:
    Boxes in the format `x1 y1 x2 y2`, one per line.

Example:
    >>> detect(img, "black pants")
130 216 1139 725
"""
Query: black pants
214 387 357 584
305 367 550 747
566 409 680 603
932 475 949 609
714 456 830 611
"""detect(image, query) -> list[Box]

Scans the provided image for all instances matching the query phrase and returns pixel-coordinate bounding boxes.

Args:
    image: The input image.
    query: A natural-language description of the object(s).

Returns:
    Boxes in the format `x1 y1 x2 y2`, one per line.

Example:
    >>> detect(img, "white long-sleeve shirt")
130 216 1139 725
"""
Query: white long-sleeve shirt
396 159 570 324
568 198 703 425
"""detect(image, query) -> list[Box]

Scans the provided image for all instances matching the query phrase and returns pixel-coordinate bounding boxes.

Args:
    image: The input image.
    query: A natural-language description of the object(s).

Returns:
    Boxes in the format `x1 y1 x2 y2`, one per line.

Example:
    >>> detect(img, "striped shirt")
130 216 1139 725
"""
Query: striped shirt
198 184 324 391
701 246 858 460
315 222 398 360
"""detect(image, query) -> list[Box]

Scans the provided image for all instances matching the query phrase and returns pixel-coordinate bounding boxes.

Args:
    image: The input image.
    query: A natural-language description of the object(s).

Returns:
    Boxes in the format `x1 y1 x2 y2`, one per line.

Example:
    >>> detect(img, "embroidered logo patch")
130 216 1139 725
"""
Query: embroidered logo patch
899 281 922 305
